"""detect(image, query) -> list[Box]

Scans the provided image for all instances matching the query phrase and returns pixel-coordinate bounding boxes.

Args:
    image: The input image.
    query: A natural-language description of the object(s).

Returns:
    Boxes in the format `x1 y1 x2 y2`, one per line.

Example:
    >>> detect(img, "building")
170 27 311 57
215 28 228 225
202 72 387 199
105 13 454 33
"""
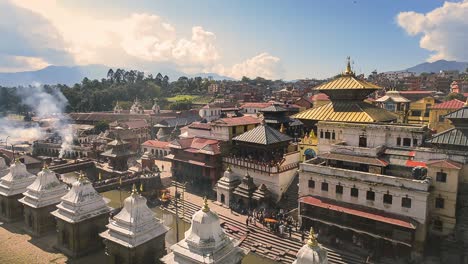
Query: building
428 99 465 133
18 166 68 236
199 104 222 122
100 184 168 264
240 102 273 115
210 116 261 141
51 173 112 257
294 59 398 129
108 119 150 151
260 104 303 139
0 160 36 222
162 198 245 264
141 140 171 159
222 124 300 204
295 96 314 110
298 130 318 161
167 137 222 194
130 98 145 114
101 137 135 172
293 228 328 264
375 90 411 123
310 93 330 108
215 166 241 207
408 96 437 125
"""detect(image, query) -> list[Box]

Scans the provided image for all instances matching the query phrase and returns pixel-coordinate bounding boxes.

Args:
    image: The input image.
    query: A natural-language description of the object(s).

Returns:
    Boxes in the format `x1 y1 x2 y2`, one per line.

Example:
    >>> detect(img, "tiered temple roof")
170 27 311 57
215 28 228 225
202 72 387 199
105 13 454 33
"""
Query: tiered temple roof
51 173 112 223
99 184 168 248
216 166 240 193
19 166 68 208
233 124 292 145
162 198 245 264
101 137 134 158
233 172 256 199
294 58 397 123
0 160 36 197
252 183 270 202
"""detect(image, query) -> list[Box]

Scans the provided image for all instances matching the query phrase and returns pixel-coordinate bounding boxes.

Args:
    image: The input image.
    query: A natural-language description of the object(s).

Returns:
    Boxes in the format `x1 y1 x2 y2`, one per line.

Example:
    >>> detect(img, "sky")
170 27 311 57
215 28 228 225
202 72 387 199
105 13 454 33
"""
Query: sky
1 0 468 80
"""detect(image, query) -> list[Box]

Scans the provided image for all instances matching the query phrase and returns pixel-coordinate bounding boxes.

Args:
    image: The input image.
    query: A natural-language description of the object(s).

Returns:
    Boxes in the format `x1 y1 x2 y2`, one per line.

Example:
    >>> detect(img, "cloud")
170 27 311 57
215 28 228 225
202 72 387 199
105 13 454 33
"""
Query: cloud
5 0 281 79
397 0 468 62
0 55 50 72
212 53 283 79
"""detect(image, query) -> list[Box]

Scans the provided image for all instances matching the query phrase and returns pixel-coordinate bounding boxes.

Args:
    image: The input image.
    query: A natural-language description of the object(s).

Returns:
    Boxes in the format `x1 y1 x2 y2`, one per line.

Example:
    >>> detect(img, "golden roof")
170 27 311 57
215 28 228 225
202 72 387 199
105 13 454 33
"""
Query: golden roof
315 75 381 91
293 101 398 123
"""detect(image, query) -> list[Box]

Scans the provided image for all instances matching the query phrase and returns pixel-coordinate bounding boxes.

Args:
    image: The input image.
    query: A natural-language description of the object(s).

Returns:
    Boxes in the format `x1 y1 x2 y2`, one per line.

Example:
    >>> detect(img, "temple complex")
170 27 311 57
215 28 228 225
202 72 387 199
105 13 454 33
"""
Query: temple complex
51 173 112 257
162 198 245 264
0 160 36 222
293 228 328 264
18 166 68 236
259 104 303 138
100 184 168 264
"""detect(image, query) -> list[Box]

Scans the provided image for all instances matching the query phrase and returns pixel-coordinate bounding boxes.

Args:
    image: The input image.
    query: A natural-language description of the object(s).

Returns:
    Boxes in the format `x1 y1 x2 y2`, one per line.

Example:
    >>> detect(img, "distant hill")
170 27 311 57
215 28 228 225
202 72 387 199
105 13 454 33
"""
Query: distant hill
0 65 236 87
405 60 468 74
0 65 110 87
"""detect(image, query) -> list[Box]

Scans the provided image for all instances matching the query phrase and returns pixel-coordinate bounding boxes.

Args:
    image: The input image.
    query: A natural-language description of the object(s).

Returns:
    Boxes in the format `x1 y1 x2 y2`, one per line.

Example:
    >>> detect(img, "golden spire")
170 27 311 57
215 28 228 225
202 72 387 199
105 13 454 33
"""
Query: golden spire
43 163 49 171
226 164 232 172
77 171 86 182
343 56 354 76
307 227 318 247
140 182 144 192
14 158 20 163
202 197 210 213
280 123 286 133
131 183 138 195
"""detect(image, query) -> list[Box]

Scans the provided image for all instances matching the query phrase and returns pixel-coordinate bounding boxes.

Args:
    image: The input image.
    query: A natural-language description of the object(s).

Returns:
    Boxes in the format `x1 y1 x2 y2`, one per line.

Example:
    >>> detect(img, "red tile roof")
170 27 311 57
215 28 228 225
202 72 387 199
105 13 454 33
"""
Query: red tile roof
212 116 260 126
310 93 330 101
299 196 415 229
431 99 465 110
168 137 221 155
399 91 433 95
188 122 212 130
426 159 462 170
405 160 427 167
241 102 273 109
141 140 170 149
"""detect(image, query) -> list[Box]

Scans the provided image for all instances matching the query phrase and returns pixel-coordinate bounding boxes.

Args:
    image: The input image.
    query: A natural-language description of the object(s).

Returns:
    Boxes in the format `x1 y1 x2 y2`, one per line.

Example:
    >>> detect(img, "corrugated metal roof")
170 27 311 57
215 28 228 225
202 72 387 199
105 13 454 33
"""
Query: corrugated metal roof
260 105 287 112
233 124 292 145
293 101 398 123
319 153 388 167
431 99 465 110
427 128 468 147
315 75 381 90
444 106 468 119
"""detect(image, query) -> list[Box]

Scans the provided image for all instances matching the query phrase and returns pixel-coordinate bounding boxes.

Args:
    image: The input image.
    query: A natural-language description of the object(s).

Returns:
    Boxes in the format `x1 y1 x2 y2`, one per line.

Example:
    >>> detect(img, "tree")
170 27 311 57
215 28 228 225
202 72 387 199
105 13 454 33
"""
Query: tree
107 69 114 82
94 121 109 133
445 92 466 101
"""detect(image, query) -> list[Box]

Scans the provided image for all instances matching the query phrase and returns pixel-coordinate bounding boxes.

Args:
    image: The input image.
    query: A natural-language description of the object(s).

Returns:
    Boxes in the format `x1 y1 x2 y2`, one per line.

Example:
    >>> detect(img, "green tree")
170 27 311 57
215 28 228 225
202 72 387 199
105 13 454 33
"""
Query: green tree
445 92 466 101
94 121 109 133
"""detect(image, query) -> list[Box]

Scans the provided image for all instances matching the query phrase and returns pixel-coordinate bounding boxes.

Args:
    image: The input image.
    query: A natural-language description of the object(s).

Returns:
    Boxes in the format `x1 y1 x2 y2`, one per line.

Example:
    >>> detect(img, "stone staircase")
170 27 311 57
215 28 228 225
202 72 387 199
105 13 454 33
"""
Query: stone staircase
278 173 299 212
165 198 367 264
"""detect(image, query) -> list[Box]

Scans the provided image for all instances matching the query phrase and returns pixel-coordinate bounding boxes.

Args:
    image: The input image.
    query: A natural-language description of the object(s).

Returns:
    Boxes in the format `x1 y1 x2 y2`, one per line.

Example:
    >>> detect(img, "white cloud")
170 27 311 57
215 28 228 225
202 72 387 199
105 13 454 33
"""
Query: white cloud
0 55 50 72
5 0 281 79
397 0 468 62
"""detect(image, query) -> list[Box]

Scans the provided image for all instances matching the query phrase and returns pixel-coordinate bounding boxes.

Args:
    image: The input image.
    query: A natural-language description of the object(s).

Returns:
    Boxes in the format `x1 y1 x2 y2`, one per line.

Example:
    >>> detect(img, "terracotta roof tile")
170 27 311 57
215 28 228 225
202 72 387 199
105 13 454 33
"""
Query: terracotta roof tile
141 140 170 149
431 99 465 110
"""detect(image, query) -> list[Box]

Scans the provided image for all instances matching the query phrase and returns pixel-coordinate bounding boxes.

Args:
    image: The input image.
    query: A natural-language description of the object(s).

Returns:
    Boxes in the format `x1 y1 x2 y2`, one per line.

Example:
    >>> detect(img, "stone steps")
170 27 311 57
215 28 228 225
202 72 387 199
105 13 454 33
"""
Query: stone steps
166 198 367 264
277 173 299 211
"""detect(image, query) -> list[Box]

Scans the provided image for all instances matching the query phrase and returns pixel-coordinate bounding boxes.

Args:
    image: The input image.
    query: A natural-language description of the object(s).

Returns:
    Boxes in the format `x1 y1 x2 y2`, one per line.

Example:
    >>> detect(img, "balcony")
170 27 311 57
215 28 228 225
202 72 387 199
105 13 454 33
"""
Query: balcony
223 151 300 174
330 142 385 157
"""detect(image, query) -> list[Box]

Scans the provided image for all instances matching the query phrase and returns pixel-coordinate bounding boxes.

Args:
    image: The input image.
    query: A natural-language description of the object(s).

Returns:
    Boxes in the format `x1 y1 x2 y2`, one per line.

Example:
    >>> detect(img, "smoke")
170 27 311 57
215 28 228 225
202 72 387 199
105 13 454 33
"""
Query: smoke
0 84 74 157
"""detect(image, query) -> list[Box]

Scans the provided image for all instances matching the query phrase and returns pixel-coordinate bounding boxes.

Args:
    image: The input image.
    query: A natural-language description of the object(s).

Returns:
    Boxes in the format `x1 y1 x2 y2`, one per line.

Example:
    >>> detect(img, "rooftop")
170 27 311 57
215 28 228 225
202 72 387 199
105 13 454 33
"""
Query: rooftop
141 140 171 149
233 124 292 145
211 116 260 127
431 99 465 110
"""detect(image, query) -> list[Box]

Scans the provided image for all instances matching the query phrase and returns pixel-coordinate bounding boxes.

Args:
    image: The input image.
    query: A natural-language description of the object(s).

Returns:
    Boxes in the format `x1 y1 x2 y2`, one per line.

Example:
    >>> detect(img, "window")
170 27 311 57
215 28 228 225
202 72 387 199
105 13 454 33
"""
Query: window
412 110 422 116
325 131 331 139
433 220 443 231
320 130 324 138
359 135 367 147
332 131 336 140
321 182 329 191
308 180 315 188
424 111 430 117
383 193 393 204
232 126 237 135
397 137 401 146
439 115 445 122
402 197 412 208
436 171 447 183
413 138 418 146
366 191 375 201
336 185 343 194
351 187 359 197
144 148 147 152
435 197 445 209
403 138 411 146
244 125 248 131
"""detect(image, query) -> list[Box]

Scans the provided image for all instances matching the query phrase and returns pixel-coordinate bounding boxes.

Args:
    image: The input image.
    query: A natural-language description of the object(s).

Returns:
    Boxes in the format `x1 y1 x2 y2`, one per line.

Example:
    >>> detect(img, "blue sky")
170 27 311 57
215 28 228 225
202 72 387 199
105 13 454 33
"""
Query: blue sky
2 0 467 79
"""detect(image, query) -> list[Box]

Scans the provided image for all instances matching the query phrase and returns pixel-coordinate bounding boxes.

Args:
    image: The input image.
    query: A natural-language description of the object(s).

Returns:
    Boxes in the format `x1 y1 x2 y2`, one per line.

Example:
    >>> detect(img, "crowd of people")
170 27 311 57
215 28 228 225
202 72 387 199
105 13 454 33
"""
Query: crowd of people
244 208 299 238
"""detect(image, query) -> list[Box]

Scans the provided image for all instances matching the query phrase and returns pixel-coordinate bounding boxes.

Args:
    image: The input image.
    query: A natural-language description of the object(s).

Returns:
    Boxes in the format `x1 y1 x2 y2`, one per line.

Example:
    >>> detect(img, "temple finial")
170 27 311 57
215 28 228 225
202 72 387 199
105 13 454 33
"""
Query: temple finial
307 227 318 247
280 123 286 133
202 197 210 213
131 183 138 195
43 163 49 171
226 164 232 172
140 182 144 192
78 171 86 182
344 56 354 76
15 158 20 163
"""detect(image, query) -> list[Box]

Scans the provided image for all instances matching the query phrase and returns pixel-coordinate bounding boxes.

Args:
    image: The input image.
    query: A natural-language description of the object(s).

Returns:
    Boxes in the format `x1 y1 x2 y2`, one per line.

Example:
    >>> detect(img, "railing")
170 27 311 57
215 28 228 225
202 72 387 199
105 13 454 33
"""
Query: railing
223 153 299 174
330 142 385 157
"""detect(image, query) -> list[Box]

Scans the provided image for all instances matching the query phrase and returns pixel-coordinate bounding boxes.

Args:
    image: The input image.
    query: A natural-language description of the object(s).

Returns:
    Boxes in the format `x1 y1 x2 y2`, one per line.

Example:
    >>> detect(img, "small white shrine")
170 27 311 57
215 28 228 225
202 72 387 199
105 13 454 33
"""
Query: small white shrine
293 228 328 264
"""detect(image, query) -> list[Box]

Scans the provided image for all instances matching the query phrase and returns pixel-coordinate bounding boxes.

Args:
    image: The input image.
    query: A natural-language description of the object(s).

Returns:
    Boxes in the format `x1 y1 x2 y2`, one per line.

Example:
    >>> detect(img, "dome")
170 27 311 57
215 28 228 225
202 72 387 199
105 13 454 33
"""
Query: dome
185 198 230 251
293 228 328 264
0 160 36 196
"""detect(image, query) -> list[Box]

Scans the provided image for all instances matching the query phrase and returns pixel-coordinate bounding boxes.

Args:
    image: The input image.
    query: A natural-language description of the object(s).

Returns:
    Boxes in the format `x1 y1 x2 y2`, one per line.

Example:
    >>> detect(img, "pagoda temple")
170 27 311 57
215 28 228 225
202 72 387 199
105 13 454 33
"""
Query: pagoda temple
51 173 112 257
162 198 245 264
294 58 398 127
293 228 328 264
0 160 36 222
232 172 257 210
100 184 168 264
215 166 240 207
19 165 68 236
101 136 135 171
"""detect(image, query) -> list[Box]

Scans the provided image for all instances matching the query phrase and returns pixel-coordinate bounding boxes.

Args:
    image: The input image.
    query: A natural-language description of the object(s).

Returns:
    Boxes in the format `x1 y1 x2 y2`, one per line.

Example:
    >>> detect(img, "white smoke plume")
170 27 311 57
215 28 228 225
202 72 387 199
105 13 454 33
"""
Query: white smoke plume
0 85 74 157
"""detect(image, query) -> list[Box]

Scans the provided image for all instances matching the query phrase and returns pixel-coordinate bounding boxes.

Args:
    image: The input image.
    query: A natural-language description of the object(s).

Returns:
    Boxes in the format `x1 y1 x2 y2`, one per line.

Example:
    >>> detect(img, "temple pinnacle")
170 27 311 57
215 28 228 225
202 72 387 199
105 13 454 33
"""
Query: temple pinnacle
202 197 210 213
307 227 318 247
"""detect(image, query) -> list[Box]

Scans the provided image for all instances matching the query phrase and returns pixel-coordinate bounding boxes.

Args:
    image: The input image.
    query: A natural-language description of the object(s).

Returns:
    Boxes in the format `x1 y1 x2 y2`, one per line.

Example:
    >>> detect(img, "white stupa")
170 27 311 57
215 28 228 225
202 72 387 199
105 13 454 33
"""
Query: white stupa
0 157 8 177
19 165 68 209
51 173 112 223
100 184 168 248
216 165 240 207
293 228 328 264
162 198 246 264
0 159 36 197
